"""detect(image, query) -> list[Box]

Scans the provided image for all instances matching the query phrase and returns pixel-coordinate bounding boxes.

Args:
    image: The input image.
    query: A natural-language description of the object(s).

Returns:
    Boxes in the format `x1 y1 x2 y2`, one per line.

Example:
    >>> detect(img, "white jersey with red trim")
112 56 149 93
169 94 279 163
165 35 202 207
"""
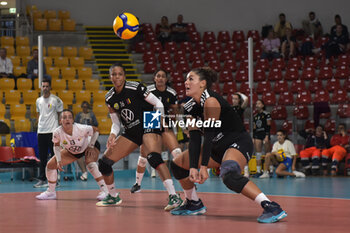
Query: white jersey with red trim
52 123 93 154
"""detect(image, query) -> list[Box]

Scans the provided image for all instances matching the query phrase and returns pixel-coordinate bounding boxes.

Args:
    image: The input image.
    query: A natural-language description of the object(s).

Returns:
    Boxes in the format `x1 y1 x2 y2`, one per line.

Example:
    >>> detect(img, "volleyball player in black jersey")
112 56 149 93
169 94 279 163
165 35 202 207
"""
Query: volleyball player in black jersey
96 64 182 210
130 69 183 198
169 67 287 223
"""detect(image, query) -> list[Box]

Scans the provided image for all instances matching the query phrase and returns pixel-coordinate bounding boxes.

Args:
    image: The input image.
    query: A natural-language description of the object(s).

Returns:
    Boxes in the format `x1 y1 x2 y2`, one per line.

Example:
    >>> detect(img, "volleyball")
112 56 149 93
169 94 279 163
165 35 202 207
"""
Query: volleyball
277 149 287 162
113 12 139 40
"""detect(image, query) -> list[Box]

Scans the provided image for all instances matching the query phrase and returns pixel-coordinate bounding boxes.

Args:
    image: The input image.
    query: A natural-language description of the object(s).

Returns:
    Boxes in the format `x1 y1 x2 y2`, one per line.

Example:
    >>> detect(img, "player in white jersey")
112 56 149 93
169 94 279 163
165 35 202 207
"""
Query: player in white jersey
36 109 108 200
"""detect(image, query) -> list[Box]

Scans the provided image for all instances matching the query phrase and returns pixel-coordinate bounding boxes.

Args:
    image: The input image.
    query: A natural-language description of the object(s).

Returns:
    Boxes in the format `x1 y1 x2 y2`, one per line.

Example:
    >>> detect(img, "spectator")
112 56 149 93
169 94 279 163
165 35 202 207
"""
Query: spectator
170 14 188 43
27 49 51 82
231 92 248 122
260 130 305 178
323 24 349 63
157 16 172 46
74 101 99 181
0 48 15 79
330 14 348 37
299 125 330 176
281 27 296 59
302 11 323 40
274 13 293 39
321 124 349 176
261 29 281 61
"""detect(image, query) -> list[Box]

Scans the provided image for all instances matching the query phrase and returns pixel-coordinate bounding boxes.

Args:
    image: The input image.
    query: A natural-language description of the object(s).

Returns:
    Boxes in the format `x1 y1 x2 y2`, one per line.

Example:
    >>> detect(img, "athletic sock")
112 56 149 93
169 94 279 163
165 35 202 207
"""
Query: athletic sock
98 180 108 192
254 192 270 206
184 186 199 201
257 165 262 173
107 183 118 197
136 172 144 185
48 182 56 192
163 179 176 195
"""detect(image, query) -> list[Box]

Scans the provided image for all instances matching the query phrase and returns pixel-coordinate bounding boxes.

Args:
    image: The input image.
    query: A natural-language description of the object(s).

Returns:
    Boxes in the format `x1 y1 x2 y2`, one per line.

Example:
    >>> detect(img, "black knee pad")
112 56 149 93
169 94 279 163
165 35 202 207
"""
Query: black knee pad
98 156 114 176
147 152 164 169
222 171 249 193
170 160 189 180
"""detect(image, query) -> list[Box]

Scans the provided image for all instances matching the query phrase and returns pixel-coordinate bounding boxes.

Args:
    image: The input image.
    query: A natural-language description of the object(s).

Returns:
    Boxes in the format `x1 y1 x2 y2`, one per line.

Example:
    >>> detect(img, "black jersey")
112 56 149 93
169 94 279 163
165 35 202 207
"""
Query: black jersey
147 84 178 114
232 106 245 122
183 89 245 134
105 81 151 130
253 111 271 134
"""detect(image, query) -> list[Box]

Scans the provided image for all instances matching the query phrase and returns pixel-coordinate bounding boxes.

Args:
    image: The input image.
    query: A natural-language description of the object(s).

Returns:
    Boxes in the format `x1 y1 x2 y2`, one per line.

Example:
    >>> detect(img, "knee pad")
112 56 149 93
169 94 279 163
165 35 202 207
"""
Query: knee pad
87 162 102 178
147 152 164 169
220 160 249 193
137 156 147 168
171 148 182 158
46 167 57 182
98 156 114 176
170 160 189 180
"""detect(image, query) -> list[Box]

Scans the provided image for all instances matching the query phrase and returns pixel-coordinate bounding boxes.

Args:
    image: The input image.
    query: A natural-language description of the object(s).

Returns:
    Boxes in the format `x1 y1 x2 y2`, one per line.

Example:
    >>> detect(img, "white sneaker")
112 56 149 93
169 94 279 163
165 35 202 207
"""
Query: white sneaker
80 172 88 181
151 168 156 178
293 171 306 178
259 172 270 179
97 191 108 201
36 190 57 200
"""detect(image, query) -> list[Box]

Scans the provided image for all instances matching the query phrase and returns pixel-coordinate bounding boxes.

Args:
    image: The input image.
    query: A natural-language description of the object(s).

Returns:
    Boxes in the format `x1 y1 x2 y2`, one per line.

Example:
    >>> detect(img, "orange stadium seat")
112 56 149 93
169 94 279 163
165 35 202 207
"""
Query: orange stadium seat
15 36 29 46
2 45 15 56
92 90 108 104
31 9 42 19
99 118 112 135
70 57 84 68
56 90 74 105
48 46 62 57
16 46 30 57
44 10 56 19
68 79 83 90
51 79 66 91
1 36 14 46
0 78 15 89
63 46 77 58
79 47 93 60
46 67 60 79
34 18 47 31
48 18 62 31
61 67 76 80
54 56 69 68
4 90 21 105
10 104 27 119
22 90 39 105
20 56 32 67
13 66 26 77
44 56 53 67
77 67 92 80
58 10 70 20
32 46 47 56
85 79 100 91
14 118 31 132
9 56 20 66
75 90 91 104
16 78 32 90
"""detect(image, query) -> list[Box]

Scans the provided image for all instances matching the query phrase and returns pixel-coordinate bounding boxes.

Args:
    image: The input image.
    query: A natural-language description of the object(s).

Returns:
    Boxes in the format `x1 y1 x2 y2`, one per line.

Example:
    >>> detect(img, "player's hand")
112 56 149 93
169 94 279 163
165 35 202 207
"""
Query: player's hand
57 161 63 171
189 168 200 183
198 166 209 184
263 136 269 144
107 135 117 149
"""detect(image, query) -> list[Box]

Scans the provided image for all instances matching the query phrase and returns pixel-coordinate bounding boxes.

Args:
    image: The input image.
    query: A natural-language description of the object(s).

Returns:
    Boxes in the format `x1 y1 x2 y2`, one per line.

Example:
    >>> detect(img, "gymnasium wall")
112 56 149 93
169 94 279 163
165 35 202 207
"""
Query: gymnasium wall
27 0 349 33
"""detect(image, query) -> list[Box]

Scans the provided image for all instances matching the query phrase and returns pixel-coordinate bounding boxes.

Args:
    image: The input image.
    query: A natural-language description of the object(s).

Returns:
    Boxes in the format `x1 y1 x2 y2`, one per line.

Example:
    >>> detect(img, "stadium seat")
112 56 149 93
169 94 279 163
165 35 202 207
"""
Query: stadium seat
232 30 245 42
274 80 289 93
92 90 108 104
173 50 186 63
271 58 285 70
34 18 47 31
68 79 83 90
203 31 216 43
85 79 100 91
262 92 276 106
44 10 56 19
79 47 93 60
46 67 60 79
15 36 29 46
256 81 271 94
268 68 283 81
204 49 218 62
301 67 316 80
282 120 293 135
144 61 157 74
0 103 6 119
16 78 32 90
160 60 174 73
253 68 266 82
188 50 202 63
304 120 315 131
54 56 69 68
63 46 78 58
14 118 31 132
287 57 302 70
9 56 20 66
134 41 146 53
20 56 31 67
70 57 84 68
326 78 341 93
48 46 62 57
334 65 350 79
271 105 287 120
255 58 270 71
32 45 47 56
247 30 260 42
164 42 177 53
43 56 53 67
1 36 14 46
208 60 221 72
48 18 62 31
222 81 237 95
158 51 171 63
194 41 207 52
219 49 234 62
235 69 248 82
16 46 30 57
324 119 336 135
62 19 76 31
142 51 156 63
337 103 350 118
173 82 185 94
186 22 197 32
278 91 294 105
308 79 323 93
75 90 91 104
99 118 112 135
191 59 205 69
22 90 39 105
3 90 20 105
319 56 334 68
13 66 26 77
343 77 350 91
211 82 221 94
144 31 156 43
238 60 248 72
58 10 70 19
171 71 184 83
61 67 76 80
219 69 234 82
217 31 230 43
331 89 348 104
150 41 163 53
293 105 309 119
238 81 250 95
253 48 262 61
175 60 190 73
189 31 201 43
235 48 248 61
291 79 306 93
223 59 237 72
295 90 312 105
92 104 108 118
224 40 237 52
336 54 350 67
51 79 66 91
304 56 318 69
2 45 14 56
209 41 222 53
10 103 27 119
0 78 15 89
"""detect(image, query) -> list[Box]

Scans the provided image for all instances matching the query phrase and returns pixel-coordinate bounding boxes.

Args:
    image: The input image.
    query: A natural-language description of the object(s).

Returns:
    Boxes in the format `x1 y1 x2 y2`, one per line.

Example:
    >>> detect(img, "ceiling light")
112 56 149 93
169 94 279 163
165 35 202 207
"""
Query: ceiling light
0 1 8 6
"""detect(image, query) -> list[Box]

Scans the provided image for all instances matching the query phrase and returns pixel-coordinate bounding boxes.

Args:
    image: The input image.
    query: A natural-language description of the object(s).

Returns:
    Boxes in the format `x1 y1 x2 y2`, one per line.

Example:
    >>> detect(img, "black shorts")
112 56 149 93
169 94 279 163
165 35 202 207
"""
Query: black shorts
211 131 253 164
253 131 269 140
122 125 162 146
71 141 101 159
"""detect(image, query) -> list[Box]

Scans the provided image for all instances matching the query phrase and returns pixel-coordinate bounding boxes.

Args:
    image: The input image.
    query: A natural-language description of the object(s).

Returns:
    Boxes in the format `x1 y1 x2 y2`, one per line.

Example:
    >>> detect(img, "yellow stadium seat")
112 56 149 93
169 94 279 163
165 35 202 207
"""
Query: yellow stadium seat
54 56 69 68
22 90 39 105
13 66 26 77
2 45 15 56
9 56 21 66
92 90 108 104
46 66 60 79
48 18 62 31
15 36 30 46
69 79 83 90
0 104 6 119
92 103 107 118
10 104 27 119
51 79 66 91
48 46 62 57
4 90 21 105
31 10 42 20
21 56 32 67
1 36 14 46
44 10 57 19
77 67 92 80
0 78 15 89
79 47 93 60
56 90 74 105
16 78 32 90
58 10 70 19
16 46 31 57
44 56 53 67
32 46 47 56
33 80 40 90
71 103 81 116
69 57 84 68
34 18 47 31
14 118 31 132
63 46 77 58
62 19 76 31
85 79 100 91
74 90 91 104
29 104 37 118
99 117 112 135
61 67 76 80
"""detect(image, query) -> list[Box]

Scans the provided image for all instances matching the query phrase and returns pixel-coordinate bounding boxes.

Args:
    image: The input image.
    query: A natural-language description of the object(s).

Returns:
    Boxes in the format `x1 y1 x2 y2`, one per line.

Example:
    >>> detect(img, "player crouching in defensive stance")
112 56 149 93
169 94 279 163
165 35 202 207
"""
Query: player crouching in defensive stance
36 109 108 200
169 67 287 223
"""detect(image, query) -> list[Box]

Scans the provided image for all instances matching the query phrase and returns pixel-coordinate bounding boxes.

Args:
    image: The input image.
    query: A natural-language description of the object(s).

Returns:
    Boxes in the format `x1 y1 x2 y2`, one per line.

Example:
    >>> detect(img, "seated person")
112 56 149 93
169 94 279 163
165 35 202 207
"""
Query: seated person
281 28 296 59
27 49 51 81
321 124 349 176
274 13 293 39
330 14 348 37
260 130 305 178
157 16 172 46
323 25 349 63
302 11 323 40
299 125 330 175
170 14 188 43
261 29 281 61
0 48 15 79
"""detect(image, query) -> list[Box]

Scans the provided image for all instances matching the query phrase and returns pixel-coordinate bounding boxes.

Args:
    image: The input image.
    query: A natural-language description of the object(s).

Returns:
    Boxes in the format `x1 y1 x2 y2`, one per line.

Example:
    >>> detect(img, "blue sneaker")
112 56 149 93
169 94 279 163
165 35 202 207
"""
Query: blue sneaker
257 201 287 223
170 198 207 215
